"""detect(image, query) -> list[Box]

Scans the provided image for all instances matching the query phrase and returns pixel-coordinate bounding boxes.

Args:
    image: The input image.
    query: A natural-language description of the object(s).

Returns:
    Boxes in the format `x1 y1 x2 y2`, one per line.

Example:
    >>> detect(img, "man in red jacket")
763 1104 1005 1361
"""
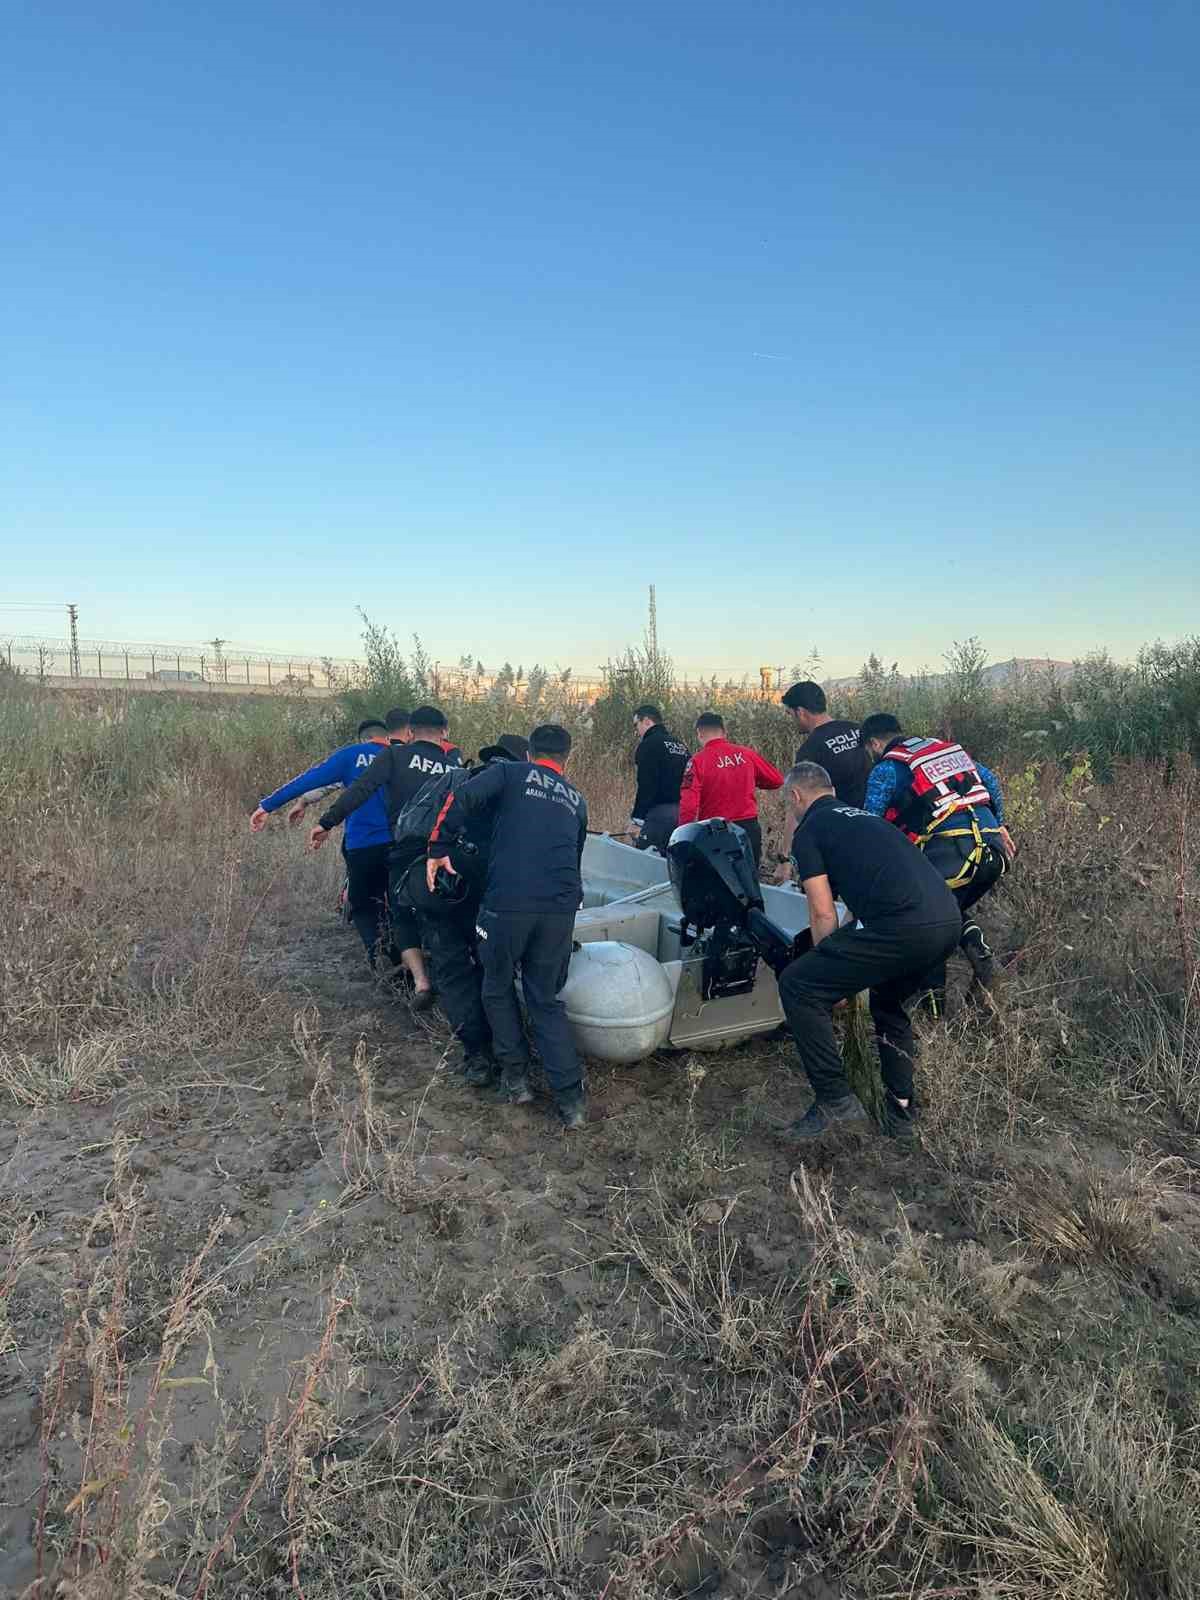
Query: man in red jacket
677 712 784 866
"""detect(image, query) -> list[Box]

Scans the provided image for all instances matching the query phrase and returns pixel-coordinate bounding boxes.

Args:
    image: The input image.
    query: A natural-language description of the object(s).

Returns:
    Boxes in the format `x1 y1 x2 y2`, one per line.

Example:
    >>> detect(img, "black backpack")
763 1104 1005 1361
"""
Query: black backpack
390 767 475 871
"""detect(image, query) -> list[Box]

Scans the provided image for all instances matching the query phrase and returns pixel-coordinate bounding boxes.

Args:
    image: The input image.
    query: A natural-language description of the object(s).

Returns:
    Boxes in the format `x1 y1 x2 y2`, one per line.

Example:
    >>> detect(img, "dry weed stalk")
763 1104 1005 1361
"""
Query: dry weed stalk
982 1148 1184 1272
2 1213 39 1356
0 1034 132 1109
301 1014 458 1224
27 1137 228 1599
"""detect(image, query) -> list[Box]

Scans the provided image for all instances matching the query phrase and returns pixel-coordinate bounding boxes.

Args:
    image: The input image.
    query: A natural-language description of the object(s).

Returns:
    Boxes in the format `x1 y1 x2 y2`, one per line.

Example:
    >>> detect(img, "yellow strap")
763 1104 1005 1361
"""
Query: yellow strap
920 810 989 889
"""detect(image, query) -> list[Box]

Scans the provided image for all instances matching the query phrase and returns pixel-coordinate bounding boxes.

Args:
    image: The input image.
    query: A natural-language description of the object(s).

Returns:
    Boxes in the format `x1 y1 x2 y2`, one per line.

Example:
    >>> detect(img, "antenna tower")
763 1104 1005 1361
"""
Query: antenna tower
67 603 81 678
647 584 658 660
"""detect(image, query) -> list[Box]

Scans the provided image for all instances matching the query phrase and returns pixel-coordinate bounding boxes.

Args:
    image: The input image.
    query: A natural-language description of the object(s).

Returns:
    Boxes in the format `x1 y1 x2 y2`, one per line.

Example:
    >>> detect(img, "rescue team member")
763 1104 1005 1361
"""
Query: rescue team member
310 707 463 1010
677 713 784 867
780 681 870 807
860 714 1016 995
265 704 415 828
629 704 689 852
401 734 531 1087
776 764 961 1141
427 724 588 1130
250 719 393 967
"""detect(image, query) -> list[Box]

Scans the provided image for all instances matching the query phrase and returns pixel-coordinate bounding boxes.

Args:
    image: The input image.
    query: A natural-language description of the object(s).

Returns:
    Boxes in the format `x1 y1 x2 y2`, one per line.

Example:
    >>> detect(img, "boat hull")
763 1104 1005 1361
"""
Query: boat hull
572 834 814 1057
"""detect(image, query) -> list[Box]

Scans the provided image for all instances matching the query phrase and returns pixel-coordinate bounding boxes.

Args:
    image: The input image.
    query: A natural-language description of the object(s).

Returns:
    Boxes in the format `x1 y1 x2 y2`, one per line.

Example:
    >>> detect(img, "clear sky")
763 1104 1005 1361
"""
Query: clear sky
3 1 1197 678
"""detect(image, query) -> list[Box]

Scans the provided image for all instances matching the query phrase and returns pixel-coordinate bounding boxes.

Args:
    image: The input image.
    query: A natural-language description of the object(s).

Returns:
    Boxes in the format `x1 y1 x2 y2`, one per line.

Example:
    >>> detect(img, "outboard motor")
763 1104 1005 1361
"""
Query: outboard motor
667 819 803 999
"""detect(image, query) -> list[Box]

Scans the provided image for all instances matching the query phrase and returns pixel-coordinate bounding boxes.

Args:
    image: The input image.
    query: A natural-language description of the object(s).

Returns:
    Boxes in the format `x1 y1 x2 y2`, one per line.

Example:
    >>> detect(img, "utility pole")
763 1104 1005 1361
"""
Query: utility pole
67 603 81 678
647 584 658 661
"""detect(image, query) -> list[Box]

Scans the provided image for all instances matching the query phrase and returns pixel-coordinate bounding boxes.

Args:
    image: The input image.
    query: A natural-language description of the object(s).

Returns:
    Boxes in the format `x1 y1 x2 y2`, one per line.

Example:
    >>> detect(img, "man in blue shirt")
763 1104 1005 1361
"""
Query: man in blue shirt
861 714 1016 999
250 719 429 994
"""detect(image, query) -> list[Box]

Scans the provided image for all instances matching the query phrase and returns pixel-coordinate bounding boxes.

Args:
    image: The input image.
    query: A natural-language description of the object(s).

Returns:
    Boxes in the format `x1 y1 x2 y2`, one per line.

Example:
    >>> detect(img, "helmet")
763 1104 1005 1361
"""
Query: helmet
432 863 470 903
667 819 763 932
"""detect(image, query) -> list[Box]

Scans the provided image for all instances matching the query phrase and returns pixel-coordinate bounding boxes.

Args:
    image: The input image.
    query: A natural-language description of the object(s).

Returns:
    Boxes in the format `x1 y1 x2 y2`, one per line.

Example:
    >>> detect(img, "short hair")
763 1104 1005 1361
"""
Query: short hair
784 762 834 796
633 704 662 724
781 680 826 714
530 723 572 758
410 704 448 733
384 706 410 732
695 712 725 732
860 712 903 744
357 718 387 738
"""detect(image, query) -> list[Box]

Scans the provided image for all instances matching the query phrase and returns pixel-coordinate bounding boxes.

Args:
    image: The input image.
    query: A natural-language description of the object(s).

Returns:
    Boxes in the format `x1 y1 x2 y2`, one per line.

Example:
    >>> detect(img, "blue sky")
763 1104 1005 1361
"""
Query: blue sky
3 1 1197 678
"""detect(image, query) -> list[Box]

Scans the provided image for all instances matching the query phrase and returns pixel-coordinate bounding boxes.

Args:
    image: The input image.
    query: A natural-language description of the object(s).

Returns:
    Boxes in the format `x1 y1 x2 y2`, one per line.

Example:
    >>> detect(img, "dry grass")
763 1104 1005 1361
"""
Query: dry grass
3 691 1199 1600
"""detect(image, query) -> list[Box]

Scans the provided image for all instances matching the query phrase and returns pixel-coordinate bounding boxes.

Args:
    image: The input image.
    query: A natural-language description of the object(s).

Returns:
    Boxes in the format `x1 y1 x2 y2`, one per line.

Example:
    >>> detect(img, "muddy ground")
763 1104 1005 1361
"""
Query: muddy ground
3 871 1199 1600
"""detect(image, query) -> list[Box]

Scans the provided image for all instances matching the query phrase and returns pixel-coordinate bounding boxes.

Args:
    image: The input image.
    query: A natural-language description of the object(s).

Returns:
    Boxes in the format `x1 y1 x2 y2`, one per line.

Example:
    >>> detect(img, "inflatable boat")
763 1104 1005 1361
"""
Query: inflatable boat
564 827 815 1063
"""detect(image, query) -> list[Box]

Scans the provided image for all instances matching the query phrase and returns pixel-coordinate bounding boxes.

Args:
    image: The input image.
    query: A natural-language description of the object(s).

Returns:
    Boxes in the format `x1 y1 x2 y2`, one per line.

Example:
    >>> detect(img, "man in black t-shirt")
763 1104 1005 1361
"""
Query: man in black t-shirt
780 681 870 807
775 762 961 1142
629 704 689 852
309 706 462 1011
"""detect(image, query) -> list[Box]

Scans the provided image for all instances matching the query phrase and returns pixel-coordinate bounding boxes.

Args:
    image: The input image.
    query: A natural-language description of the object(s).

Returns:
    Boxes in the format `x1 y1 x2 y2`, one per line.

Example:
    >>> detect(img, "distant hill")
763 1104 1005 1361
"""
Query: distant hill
826 657 1076 692
980 657 1076 685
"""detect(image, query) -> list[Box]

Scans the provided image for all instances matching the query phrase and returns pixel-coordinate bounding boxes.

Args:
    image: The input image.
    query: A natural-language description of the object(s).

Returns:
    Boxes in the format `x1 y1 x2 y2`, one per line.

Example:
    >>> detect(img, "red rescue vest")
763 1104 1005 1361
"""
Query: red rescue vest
881 736 992 846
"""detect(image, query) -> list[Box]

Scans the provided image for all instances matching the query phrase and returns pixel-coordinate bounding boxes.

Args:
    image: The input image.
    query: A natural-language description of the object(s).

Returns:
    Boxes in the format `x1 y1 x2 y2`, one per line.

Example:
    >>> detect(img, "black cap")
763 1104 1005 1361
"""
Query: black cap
357 718 387 737
478 733 530 763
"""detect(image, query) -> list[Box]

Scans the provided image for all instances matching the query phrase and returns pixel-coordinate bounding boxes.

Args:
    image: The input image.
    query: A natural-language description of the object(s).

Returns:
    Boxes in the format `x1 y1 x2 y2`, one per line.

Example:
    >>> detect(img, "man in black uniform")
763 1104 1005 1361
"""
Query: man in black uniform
309 706 462 1011
780 682 871 807
629 705 689 852
427 724 588 1129
401 734 530 1086
776 762 961 1141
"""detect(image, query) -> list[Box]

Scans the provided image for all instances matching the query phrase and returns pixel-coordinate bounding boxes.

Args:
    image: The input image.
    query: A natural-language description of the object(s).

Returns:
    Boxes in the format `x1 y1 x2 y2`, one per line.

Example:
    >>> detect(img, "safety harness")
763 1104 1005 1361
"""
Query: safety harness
881 736 1001 891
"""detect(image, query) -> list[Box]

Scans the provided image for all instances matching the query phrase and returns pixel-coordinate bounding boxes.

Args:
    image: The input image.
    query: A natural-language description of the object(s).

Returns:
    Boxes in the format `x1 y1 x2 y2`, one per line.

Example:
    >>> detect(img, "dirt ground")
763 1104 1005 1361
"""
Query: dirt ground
3 837 1199 1599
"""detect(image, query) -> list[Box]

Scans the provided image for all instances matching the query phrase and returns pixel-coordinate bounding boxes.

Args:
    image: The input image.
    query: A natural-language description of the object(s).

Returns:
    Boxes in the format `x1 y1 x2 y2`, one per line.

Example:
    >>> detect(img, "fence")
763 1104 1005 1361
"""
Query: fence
3 637 349 694
0 636 616 702
2 635 781 703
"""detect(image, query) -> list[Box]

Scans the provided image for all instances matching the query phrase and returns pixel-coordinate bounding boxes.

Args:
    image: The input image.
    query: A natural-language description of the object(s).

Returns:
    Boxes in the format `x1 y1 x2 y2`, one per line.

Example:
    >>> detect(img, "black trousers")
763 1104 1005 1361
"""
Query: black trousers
636 803 679 853
343 843 391 964
921 839 1007 998
384 856 422 956
733 816 763 868
404 861 490 1055
476 908 581 1094
777 920 961 1103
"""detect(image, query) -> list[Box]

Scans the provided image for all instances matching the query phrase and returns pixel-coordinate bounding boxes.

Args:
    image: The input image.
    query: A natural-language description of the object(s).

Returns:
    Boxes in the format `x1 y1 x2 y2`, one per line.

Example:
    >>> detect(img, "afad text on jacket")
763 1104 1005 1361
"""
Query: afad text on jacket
431 758 588 914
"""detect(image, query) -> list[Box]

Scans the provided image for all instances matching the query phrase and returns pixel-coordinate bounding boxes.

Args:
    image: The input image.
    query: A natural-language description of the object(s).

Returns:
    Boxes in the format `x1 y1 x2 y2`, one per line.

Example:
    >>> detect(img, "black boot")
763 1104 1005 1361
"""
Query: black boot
498 1068 534 1106
881 1090 921 1140
961 922 995 989
462 1052 498 1088
554 1084 588 1130
782 1094 869 1142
